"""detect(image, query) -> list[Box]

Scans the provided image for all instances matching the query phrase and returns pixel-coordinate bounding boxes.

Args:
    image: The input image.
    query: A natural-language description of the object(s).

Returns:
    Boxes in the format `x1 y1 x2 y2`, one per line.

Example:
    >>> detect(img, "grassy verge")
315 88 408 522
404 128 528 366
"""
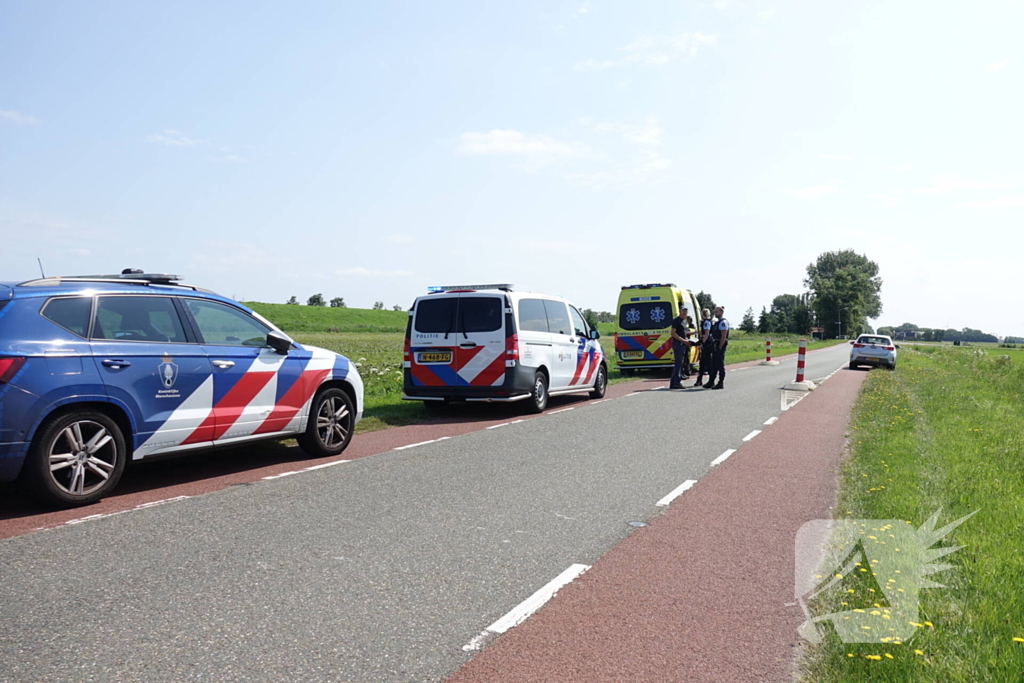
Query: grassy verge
800 346 1024 681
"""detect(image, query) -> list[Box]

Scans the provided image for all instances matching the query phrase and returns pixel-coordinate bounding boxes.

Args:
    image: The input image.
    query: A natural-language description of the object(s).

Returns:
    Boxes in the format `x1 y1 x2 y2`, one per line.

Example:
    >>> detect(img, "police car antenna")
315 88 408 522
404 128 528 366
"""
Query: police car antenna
37 257 45 278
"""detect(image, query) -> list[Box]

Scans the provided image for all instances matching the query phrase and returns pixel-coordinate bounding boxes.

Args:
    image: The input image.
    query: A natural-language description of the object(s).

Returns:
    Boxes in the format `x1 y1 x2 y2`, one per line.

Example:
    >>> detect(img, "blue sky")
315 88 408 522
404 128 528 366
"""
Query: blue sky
2 1 1021 335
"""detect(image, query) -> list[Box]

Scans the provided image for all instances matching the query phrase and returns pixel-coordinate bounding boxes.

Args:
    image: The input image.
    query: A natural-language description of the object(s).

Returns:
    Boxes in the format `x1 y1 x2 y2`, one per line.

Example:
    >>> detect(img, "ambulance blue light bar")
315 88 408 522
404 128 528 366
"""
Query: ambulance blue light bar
621 283 676 290
427 283 515 293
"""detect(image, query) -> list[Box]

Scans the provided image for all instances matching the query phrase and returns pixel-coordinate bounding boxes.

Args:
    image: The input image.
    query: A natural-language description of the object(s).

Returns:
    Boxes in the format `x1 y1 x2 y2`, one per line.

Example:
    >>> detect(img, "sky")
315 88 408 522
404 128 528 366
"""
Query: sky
2 1 1021 336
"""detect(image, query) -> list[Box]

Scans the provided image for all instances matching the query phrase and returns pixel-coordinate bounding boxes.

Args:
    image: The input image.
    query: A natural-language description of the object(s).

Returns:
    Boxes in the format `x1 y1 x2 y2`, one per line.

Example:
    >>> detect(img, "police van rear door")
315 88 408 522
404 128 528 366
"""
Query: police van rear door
452 294 507 387
408 294 460 387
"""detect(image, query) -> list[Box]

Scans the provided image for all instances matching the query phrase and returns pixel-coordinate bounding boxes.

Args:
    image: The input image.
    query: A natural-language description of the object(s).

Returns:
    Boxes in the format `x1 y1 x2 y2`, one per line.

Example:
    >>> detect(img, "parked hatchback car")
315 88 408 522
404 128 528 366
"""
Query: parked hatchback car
0 271 363 507
402 284 607 413
849 334 898 370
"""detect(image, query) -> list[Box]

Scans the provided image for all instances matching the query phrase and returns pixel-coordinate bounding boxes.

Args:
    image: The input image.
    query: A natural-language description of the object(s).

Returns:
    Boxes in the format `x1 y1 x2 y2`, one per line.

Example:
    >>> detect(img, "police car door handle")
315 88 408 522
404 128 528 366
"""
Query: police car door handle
101 359 130 369
212 360 235 368
459 342 477 348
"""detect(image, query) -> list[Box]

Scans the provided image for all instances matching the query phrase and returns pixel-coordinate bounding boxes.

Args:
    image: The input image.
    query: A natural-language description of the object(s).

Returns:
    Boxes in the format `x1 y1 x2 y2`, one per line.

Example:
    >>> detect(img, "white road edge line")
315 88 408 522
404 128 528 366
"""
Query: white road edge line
656 479 698 507
623 392 640 398
590 399 609 405
134 495 191 509
302 460 350 472
764 416 779 426
486 422 510 430
462 563 591 651
393 436 451 451
548 407 575 414
742 430 761 442
711 448 736 466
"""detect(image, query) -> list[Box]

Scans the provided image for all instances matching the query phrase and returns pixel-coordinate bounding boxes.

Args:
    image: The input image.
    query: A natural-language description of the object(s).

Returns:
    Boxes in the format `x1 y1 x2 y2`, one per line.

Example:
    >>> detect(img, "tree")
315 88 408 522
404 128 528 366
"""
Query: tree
372 301 384 310
757 307 774 334
696 291 715 315
805 250 883 338
740 308 756 333
330 297 346 308
392 304 403 311
582 308 601 330
597 310 616 323
307 293 326 307
286 296 299 305
772 310 791 334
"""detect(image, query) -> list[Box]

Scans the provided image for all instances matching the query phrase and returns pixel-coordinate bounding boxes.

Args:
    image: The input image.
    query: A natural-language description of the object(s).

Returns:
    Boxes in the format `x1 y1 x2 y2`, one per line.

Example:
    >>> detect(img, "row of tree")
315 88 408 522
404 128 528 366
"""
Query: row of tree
286 294 402 311
876 323 1000 343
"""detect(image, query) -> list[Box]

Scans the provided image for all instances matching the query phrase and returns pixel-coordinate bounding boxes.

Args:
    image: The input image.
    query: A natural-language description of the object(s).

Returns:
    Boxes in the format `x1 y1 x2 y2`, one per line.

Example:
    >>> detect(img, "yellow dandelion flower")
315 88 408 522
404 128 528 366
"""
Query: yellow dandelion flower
924 621 934 628
884 653 894 659
865 654 882 661
1013 637 1024 643
915 649 924 656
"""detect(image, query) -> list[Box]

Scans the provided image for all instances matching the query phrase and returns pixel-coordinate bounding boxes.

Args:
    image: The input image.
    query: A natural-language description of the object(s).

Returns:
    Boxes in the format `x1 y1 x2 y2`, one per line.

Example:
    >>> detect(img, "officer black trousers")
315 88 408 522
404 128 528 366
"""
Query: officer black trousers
697 343 716 382
710 342 728 385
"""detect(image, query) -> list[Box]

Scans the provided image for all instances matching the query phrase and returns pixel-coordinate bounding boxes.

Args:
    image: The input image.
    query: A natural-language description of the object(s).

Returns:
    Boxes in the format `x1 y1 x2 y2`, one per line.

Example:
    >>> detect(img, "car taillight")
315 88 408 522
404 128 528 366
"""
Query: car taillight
403 336 411 360
884 346 895 351
852 343 865 348
506 333 520 363
0 357 26 384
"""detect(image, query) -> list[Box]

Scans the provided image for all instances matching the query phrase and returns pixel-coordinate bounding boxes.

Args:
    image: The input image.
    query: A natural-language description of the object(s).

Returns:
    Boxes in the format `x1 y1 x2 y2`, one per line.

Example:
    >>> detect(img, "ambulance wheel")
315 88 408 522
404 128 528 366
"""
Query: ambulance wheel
620 368 635 377
298 387 355 458
23 409 127 508
525 371 549 414
590 364 608 399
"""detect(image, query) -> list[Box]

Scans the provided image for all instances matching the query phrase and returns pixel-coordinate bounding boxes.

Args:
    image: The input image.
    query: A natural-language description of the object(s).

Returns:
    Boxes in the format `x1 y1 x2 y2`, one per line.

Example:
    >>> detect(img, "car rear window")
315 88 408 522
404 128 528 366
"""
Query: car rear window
619 302 672 331
93 296 188 343
414 297 457 334
859 336 889 345
459 297 503 333
42 297 92 338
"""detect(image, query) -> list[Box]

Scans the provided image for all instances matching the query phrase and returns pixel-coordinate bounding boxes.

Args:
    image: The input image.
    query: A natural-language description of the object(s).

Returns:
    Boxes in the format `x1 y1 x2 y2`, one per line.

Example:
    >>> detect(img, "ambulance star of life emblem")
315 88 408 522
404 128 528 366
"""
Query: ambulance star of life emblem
158 353 179 389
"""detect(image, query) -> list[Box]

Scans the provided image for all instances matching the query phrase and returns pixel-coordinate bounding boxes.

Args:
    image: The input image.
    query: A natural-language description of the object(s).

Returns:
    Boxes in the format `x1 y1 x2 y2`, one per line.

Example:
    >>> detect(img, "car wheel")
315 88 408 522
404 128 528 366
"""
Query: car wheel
590 364 608 399
849 362 858 370
297 387 355 458
25 410 127 508
423 399 450 413
524 371 549 414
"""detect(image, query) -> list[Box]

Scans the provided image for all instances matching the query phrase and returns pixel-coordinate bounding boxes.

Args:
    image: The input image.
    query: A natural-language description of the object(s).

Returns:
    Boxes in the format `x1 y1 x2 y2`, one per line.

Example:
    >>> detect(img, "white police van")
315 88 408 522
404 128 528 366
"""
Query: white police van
402 284 607 413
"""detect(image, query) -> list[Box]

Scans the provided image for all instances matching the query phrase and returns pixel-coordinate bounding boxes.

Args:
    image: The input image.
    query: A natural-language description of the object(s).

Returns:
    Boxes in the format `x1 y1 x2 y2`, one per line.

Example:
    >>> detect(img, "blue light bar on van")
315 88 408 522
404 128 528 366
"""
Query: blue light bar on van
427 284 514 292
621 283 675 290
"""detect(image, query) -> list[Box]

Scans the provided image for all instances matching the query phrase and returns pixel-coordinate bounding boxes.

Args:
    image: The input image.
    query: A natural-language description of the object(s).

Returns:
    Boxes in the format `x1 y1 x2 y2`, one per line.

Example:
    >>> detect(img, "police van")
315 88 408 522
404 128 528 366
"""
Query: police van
402 284 607 413
614 283 702 375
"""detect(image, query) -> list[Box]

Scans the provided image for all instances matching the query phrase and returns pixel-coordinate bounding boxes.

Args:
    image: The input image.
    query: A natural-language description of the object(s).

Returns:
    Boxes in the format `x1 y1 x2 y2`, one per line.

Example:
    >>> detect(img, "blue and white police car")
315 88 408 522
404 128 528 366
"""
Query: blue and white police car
0 271 363 507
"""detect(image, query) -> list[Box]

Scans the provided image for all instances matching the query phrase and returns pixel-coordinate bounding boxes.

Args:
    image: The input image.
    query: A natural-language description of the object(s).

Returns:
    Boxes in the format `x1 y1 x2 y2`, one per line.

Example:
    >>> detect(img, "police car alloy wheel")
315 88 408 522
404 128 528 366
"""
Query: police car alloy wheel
26 410 127 508
590 364 608 399
298 388 355 457
526 371 549 414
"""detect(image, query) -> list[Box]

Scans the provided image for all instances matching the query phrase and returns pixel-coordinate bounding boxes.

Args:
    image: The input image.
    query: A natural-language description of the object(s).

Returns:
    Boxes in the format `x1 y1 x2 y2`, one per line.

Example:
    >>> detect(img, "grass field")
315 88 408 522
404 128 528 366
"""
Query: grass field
246 302 408 333
800 346 1024 681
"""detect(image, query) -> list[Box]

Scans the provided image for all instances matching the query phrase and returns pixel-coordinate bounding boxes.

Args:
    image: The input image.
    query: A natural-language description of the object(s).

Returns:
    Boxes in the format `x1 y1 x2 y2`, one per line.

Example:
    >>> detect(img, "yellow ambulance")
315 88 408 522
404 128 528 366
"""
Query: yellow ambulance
613 283 702 375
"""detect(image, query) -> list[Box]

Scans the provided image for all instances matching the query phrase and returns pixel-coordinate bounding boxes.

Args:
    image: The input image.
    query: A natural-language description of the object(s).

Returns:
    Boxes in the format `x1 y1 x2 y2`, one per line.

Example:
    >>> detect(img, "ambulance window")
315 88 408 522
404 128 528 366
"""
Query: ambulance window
544 300 570 336
459 297 502 333
518 299 549 333
569 306 588 338
414 298 457 334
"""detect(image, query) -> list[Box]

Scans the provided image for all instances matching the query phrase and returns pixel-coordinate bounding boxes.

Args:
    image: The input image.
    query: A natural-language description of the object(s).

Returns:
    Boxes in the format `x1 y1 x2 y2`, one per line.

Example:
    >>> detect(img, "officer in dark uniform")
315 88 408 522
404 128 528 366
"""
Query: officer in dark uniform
669 307 692 389
708 305 730 390
693 308 715 388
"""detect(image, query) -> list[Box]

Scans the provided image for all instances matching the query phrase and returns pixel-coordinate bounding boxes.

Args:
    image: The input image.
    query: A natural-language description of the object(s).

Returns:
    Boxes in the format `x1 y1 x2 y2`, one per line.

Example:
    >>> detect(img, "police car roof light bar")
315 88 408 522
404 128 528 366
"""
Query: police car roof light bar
427 283 514 293
621 283 676 290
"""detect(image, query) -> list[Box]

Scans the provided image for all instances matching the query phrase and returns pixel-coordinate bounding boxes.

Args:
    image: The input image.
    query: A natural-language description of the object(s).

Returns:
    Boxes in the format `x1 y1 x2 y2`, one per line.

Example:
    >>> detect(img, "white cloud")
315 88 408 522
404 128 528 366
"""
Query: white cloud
458 129 587 162
793 185 838 200
337 266 414 278
213 154 248 163
819 154 853 161
955 197 1024 209
986 60 1008 71
573 59 616 71
145 129 205 147
577 2 590 15
566 150 672 189
69 248 91 257
621 32 718 65
386 234 414 244
758 8 777 19
0 109 40 125
914 176 1017 195
582 117 663 145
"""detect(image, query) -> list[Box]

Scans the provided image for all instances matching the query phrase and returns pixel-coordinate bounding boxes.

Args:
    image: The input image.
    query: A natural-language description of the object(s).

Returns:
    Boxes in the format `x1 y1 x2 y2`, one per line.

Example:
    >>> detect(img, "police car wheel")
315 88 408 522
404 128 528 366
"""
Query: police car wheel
25 410 127 508
525 371 549 414
590 364 608 399
298 388 355 458
423 400 450 412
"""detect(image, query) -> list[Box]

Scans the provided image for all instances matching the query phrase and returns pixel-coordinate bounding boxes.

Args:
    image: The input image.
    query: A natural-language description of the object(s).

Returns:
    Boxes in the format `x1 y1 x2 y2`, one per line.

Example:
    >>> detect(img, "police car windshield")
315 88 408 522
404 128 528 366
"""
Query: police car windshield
619 302 673 331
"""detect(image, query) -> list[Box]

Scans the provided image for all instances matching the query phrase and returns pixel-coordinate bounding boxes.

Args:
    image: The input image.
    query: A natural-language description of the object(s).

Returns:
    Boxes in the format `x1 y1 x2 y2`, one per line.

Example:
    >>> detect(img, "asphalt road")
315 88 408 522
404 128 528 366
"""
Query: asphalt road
0 344 851 683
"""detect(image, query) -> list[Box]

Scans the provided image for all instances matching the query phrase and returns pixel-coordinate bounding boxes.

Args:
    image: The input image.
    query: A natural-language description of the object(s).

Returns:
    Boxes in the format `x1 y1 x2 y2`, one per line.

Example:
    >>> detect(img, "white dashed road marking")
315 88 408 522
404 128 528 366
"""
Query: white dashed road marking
393 436 451 451
656 479 698 507
764 416 779 426
742 430 761 442
711 449 736 466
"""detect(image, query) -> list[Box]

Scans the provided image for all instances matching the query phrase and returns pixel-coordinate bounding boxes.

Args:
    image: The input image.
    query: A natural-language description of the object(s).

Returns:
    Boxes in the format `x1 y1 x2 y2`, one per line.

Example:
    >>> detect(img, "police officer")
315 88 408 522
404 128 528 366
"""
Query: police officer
707 305 730 390
669 306 692 389
693 308 715 388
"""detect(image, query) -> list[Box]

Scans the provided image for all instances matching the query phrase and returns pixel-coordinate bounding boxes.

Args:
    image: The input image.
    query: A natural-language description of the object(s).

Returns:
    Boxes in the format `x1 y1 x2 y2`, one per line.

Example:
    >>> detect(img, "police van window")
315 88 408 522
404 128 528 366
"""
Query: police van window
459 297 503 333
414 298 457 334
569 306 588 338
619 302 671 331
543 300 570 336
184 299 270 346
518 298 549 333
42 297 92 338
93 296 187 343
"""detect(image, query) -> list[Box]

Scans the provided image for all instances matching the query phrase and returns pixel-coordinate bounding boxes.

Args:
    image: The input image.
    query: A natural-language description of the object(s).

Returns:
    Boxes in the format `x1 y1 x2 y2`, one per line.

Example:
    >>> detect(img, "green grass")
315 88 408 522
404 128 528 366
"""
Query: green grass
799 346 1024 681
246 302 407 333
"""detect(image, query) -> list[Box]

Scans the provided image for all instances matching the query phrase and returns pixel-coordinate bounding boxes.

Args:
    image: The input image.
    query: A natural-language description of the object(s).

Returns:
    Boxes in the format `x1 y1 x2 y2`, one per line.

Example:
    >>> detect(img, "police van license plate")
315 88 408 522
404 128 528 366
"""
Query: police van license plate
621 351 644 359
417 351 452 363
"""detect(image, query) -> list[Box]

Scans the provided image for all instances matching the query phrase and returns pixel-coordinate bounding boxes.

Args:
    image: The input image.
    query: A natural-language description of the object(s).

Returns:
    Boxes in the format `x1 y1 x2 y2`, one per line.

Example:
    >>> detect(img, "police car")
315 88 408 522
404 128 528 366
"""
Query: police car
402 284 607 412
0 271 363 507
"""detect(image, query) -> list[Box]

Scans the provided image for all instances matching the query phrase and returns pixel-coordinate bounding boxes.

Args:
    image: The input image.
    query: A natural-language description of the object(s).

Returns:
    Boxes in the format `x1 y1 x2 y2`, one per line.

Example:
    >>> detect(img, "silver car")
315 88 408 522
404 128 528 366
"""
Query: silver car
849 334 898 370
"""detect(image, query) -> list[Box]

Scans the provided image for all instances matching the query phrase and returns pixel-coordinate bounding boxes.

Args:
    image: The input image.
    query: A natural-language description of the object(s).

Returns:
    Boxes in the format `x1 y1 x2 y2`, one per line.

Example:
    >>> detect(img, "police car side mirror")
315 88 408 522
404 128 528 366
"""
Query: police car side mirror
267 331 293 354
590 329 601 340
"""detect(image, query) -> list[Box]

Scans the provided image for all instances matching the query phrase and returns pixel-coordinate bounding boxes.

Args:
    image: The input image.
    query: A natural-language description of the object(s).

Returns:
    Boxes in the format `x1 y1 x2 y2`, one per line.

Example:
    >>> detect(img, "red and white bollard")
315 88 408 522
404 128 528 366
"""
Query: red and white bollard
760 337 780 365
784 338 817 391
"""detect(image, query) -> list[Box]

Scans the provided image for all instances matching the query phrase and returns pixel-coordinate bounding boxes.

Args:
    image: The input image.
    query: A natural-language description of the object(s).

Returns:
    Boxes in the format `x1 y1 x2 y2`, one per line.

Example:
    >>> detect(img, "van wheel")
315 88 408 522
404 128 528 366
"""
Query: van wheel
24 410 127 508
525 371 549 414
423 400 450 413
298 388 355 458
590 364 608 399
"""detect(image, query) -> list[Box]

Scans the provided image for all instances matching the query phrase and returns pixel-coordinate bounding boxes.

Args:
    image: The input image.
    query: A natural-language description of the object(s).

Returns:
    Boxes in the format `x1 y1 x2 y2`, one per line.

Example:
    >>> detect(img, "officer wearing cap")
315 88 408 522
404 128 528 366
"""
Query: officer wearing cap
707 306 730 390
